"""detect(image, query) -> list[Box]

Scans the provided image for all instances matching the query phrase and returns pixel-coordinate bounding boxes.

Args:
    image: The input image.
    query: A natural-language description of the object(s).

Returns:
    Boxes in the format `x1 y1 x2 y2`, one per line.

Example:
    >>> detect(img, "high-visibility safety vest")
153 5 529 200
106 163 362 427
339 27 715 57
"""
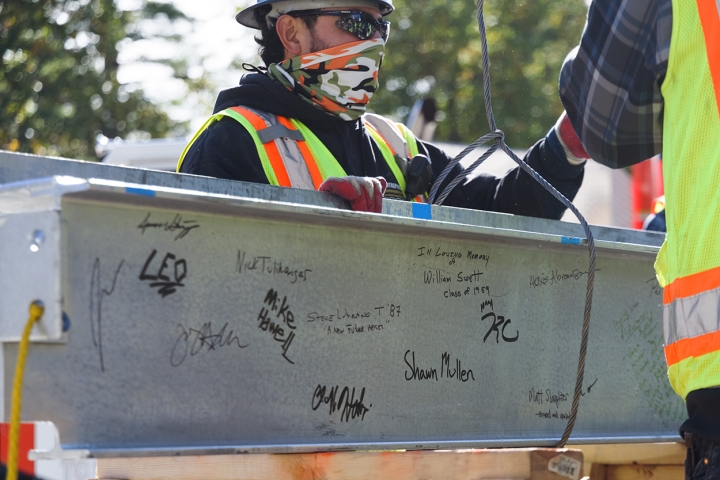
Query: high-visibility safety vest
657 0 720 399
177 106 423 201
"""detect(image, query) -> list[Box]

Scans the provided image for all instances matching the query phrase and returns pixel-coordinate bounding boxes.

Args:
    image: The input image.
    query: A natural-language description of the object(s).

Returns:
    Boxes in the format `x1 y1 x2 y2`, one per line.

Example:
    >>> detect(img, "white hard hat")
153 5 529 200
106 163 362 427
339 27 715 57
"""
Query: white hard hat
236 0 394 29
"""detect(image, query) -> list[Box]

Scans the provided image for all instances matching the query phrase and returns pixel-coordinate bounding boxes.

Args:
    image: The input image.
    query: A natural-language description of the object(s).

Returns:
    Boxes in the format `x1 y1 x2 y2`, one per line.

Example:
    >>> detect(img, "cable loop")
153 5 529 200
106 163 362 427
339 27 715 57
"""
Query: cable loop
428 129 504 204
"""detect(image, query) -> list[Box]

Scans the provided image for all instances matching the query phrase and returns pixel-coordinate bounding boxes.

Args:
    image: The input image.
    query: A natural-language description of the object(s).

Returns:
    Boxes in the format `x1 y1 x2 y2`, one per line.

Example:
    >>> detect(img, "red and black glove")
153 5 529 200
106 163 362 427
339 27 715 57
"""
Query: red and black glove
319 176 387 213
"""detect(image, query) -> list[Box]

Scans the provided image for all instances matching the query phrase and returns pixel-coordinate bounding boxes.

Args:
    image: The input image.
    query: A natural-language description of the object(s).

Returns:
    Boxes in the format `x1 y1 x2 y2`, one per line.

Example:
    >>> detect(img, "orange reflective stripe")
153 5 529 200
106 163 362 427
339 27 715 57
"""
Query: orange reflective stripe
229 107 292 188
663 264 720 304
697 0 720 116
665 329 720 366
275 116 324 189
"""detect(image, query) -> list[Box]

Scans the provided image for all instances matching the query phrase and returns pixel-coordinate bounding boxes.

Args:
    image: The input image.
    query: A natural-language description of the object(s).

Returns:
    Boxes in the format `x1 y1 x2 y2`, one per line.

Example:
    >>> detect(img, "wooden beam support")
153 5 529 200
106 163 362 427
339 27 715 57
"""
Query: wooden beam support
95 448 584 480
574 443 686 480
605 465 684 480
574 443 685 466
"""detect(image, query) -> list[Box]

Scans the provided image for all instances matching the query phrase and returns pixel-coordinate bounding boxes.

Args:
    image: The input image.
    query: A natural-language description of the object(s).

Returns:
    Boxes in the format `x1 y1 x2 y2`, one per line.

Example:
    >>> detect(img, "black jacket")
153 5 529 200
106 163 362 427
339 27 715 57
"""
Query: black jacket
180 73 585 219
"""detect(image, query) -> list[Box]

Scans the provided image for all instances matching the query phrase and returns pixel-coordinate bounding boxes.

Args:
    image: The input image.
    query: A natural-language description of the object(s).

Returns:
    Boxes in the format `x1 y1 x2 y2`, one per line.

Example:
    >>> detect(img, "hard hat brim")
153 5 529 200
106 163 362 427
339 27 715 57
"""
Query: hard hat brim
236 0 394 29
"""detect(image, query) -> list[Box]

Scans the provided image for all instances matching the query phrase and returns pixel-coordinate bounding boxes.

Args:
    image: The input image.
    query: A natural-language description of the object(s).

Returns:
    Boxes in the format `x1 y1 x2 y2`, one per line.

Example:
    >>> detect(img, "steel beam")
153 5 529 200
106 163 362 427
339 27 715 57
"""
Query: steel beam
0 153 678 458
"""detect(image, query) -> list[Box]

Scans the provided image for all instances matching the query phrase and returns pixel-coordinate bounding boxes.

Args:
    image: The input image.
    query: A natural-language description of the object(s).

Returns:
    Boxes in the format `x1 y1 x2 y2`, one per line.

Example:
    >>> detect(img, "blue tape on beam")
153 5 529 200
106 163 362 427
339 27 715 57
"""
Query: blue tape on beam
412 203 432 220
561 236 582 245
125 187 156 197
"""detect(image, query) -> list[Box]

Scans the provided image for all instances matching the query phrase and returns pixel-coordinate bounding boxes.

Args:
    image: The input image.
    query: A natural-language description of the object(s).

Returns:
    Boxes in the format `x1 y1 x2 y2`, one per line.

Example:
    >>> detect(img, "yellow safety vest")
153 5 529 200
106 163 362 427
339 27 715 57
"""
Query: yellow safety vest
657 0 720 399
177 106 423 201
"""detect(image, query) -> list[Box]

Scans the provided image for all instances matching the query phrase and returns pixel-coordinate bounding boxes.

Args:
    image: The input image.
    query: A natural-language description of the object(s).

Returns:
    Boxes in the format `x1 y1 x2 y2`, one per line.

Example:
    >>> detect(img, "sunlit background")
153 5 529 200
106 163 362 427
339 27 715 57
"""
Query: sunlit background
1 0 591 154
144 0 593 132
117 0 256 130
3 0 641 229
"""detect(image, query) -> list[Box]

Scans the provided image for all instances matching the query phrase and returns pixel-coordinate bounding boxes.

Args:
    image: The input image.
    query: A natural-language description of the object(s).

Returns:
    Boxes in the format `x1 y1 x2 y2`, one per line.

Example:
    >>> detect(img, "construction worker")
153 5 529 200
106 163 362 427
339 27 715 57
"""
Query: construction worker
178 0 590 215
643 195 666 233
559 0 720 477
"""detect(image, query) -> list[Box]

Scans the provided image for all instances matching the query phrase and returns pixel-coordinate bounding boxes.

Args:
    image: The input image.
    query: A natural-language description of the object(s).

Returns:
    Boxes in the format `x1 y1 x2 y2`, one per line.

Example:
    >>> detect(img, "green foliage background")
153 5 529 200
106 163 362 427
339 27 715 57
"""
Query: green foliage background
1 0 588 158
373 0 587 147
0 0 207 159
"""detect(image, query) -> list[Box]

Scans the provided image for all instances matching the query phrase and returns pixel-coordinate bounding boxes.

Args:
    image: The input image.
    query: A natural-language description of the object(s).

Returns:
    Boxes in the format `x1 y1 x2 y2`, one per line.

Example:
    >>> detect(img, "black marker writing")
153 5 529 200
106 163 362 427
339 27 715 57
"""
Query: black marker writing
531 269 599 288
482 312 518 343
307 303 399 324
258 288 296 364
536 409 571 420
404 350 475 382
423 267 452 284
580 378 599 396
538 389 569 408
440 352 475 382
139 249 187 298
404 350 438 381
457 270 483 283
137 212 199 241
435 248 462 265
171 322 249 367
89 258 125 373
312 385 372 422
237 250 311 284
466 251 490 267
417 247 490 267
647 277 662 296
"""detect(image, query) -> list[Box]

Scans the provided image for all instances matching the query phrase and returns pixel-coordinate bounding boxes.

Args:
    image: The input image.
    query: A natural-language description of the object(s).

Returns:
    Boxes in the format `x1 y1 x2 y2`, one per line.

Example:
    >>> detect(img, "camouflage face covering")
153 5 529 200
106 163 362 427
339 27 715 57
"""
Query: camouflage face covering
267 39 385 121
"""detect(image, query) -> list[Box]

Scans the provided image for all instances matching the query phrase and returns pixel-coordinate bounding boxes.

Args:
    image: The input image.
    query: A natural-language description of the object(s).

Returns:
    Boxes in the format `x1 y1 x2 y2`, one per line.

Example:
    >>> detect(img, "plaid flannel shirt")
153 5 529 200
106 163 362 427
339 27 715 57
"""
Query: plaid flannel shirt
559 0 672 168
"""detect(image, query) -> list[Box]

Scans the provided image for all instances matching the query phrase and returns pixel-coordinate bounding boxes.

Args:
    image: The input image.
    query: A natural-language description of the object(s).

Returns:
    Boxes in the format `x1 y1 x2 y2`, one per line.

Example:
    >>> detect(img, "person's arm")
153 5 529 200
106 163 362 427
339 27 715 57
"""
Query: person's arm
559 0 671 168
179 118 270 183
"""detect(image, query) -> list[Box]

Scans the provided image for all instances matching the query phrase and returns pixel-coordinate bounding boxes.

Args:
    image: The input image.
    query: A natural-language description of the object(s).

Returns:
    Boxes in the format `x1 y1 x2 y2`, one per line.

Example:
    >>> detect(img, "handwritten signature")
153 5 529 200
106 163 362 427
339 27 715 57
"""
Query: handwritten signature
237 250 312 284
482 312 518 343
171 322 249 367
137 212 199 241
312 385 372 422
530 268 599 289
90 258 125 373
139 249 187 298
258 288 297 364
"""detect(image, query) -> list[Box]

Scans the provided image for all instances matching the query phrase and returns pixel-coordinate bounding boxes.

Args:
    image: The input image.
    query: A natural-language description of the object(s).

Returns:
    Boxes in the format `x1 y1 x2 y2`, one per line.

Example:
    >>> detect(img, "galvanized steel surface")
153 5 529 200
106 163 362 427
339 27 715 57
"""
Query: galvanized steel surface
0 172 682 456
0 151 664 246
0 211 63 341
0 151 348 210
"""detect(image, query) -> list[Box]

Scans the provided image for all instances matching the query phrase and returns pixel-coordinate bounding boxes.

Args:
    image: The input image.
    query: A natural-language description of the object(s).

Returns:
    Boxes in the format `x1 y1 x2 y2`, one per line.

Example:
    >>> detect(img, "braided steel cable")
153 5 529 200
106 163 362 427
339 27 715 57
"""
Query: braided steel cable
428 132 502 205
428 0 597 447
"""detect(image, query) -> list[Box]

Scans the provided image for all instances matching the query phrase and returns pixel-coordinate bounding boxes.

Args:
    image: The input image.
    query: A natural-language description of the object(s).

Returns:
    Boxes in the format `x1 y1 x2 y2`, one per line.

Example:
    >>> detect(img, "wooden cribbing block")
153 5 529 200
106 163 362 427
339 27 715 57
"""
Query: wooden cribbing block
95 448 584 480
574 442 686 480
573 442 687 480
590 465 684 480
575 442 685 466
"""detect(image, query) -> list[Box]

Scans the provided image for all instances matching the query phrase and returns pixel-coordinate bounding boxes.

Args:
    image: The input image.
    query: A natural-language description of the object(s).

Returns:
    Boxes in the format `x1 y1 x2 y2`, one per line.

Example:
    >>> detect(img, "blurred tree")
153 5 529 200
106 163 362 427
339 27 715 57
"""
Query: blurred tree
0 0 207 159
372 0 587 147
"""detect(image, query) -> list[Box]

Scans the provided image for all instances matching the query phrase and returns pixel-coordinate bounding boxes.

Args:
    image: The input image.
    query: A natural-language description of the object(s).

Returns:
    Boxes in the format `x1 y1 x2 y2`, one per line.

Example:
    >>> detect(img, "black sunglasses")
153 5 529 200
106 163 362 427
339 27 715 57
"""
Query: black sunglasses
287 9 390 42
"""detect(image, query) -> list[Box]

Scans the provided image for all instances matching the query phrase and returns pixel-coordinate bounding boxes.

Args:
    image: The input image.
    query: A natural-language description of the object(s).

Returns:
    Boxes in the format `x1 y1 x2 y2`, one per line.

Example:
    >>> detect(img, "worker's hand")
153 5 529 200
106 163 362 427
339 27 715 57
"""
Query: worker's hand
319 176 387 213
555 111 590 165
